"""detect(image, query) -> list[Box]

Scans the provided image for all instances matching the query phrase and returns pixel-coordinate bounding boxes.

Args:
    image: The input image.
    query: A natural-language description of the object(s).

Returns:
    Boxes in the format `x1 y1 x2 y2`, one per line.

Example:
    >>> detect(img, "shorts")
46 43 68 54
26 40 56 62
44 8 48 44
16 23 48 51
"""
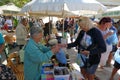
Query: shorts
86 64 98 74
114 61 120 69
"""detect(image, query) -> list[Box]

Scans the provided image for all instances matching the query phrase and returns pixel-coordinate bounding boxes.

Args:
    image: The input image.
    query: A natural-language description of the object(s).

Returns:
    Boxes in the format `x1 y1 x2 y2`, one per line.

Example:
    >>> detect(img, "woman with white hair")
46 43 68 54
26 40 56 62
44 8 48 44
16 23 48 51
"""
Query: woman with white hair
64 16 106 80
24 26 61 80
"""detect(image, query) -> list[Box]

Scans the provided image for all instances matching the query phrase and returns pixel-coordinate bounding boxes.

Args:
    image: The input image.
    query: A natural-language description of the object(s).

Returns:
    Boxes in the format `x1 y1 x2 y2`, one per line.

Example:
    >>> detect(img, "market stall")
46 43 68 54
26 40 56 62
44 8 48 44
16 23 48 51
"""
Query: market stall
102 6 120 18
20 0 107 17
0 3 21 16
41 63 84 80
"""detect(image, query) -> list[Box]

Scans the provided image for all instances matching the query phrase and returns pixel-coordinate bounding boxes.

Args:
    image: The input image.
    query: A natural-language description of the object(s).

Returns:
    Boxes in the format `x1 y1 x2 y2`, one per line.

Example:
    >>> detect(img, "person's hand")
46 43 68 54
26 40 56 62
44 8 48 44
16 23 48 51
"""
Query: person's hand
104 31 114 39
80 50 90 56
27 34 30 38
51 44 61 54
45 35 50 41
108 30 114 36
58 44 67 48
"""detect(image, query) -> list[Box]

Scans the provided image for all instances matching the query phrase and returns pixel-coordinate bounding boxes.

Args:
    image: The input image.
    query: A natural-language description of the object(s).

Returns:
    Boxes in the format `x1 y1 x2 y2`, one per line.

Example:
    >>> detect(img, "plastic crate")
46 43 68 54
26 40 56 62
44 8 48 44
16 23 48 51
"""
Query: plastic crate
41 63 54 74
54 74 70 80
41 74 54 80
54 67 70 80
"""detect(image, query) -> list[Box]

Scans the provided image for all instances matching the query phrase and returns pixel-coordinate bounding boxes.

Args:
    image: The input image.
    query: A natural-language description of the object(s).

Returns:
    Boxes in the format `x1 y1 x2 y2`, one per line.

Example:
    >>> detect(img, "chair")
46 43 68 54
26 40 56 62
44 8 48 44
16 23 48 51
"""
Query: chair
7 52 24 80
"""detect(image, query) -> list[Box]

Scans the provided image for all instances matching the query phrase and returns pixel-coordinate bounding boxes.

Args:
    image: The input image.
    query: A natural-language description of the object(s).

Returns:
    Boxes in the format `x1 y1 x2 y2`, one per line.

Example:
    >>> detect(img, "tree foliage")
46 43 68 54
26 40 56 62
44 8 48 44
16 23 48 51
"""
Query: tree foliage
0 0 31 8
0 0 11 5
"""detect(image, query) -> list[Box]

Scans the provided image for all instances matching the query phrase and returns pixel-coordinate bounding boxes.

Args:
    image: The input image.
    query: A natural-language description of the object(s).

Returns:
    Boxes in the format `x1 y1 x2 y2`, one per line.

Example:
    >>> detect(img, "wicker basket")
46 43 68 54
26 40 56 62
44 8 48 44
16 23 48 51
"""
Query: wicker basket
4 34 16 44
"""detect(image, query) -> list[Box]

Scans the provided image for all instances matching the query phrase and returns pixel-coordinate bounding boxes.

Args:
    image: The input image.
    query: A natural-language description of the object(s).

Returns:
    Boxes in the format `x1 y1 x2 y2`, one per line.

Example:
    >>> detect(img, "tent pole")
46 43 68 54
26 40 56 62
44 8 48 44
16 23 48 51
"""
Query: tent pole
62 3 65 38
49 16 50 35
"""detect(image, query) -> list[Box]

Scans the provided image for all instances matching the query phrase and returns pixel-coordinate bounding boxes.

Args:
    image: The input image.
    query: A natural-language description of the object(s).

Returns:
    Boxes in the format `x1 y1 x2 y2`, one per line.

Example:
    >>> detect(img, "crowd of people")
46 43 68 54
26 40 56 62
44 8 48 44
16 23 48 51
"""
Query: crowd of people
0 15 120 80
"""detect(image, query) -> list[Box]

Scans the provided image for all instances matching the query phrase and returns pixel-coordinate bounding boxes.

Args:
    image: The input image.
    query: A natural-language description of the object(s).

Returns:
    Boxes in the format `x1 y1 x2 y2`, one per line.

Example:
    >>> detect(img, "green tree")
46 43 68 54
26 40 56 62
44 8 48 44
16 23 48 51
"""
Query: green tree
0 0 31 8
0 0 11 5
12 0 31 8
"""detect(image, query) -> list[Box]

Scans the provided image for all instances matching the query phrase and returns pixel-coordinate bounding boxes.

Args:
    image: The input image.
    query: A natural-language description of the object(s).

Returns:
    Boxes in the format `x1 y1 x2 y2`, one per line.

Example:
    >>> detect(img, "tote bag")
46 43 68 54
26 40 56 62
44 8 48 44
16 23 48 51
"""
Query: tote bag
18 46 25 63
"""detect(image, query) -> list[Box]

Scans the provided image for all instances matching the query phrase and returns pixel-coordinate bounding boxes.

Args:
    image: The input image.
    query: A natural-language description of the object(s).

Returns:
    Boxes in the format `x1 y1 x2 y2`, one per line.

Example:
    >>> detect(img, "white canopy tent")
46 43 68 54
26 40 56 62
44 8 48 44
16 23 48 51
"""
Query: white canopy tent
0 3 21 15
21 0 107 36
102 6 120 18
20 0 107 17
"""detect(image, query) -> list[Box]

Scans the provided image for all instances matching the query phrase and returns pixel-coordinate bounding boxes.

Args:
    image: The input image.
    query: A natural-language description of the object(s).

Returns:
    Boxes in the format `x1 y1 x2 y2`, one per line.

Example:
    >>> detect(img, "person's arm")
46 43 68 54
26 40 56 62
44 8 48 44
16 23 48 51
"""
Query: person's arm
25 41 60 64
25 44 53 64
89 28 106 55
104 30 114 40
0 33 5 53
67 30 85 48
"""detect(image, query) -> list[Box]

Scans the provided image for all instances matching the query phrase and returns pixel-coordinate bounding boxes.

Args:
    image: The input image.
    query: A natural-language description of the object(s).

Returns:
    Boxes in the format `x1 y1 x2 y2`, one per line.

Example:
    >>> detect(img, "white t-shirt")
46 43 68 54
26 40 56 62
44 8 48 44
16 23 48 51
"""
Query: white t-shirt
5 19 12 27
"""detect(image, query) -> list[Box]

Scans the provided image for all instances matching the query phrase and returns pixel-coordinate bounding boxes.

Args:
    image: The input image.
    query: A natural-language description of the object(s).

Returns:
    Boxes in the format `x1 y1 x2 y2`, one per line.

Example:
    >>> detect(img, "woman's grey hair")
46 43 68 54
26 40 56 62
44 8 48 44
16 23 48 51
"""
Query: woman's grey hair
79 16 95 29
30 26 43 38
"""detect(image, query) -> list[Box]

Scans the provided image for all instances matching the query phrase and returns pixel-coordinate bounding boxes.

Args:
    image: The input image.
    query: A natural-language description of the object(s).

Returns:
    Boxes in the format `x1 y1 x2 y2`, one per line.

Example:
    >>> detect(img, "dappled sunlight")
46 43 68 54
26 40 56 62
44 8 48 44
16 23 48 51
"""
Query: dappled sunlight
71 62 84 79
71 62 80 72
2 59 7 65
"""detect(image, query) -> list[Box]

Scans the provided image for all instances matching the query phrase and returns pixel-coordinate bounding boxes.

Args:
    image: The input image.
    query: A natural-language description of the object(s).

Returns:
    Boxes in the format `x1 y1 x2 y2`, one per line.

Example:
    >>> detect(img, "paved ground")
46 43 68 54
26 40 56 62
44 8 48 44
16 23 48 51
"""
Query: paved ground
1 46 120 80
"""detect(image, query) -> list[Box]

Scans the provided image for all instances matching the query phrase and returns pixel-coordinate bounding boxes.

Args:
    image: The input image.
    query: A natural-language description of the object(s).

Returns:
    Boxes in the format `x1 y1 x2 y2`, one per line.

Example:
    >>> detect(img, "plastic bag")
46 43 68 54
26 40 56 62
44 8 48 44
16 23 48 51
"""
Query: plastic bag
56 49 67 64
76 54 84 67
76 53 87 67
114 48 120 64
18 48 24 63
76 53 91 68
106 30 118 45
